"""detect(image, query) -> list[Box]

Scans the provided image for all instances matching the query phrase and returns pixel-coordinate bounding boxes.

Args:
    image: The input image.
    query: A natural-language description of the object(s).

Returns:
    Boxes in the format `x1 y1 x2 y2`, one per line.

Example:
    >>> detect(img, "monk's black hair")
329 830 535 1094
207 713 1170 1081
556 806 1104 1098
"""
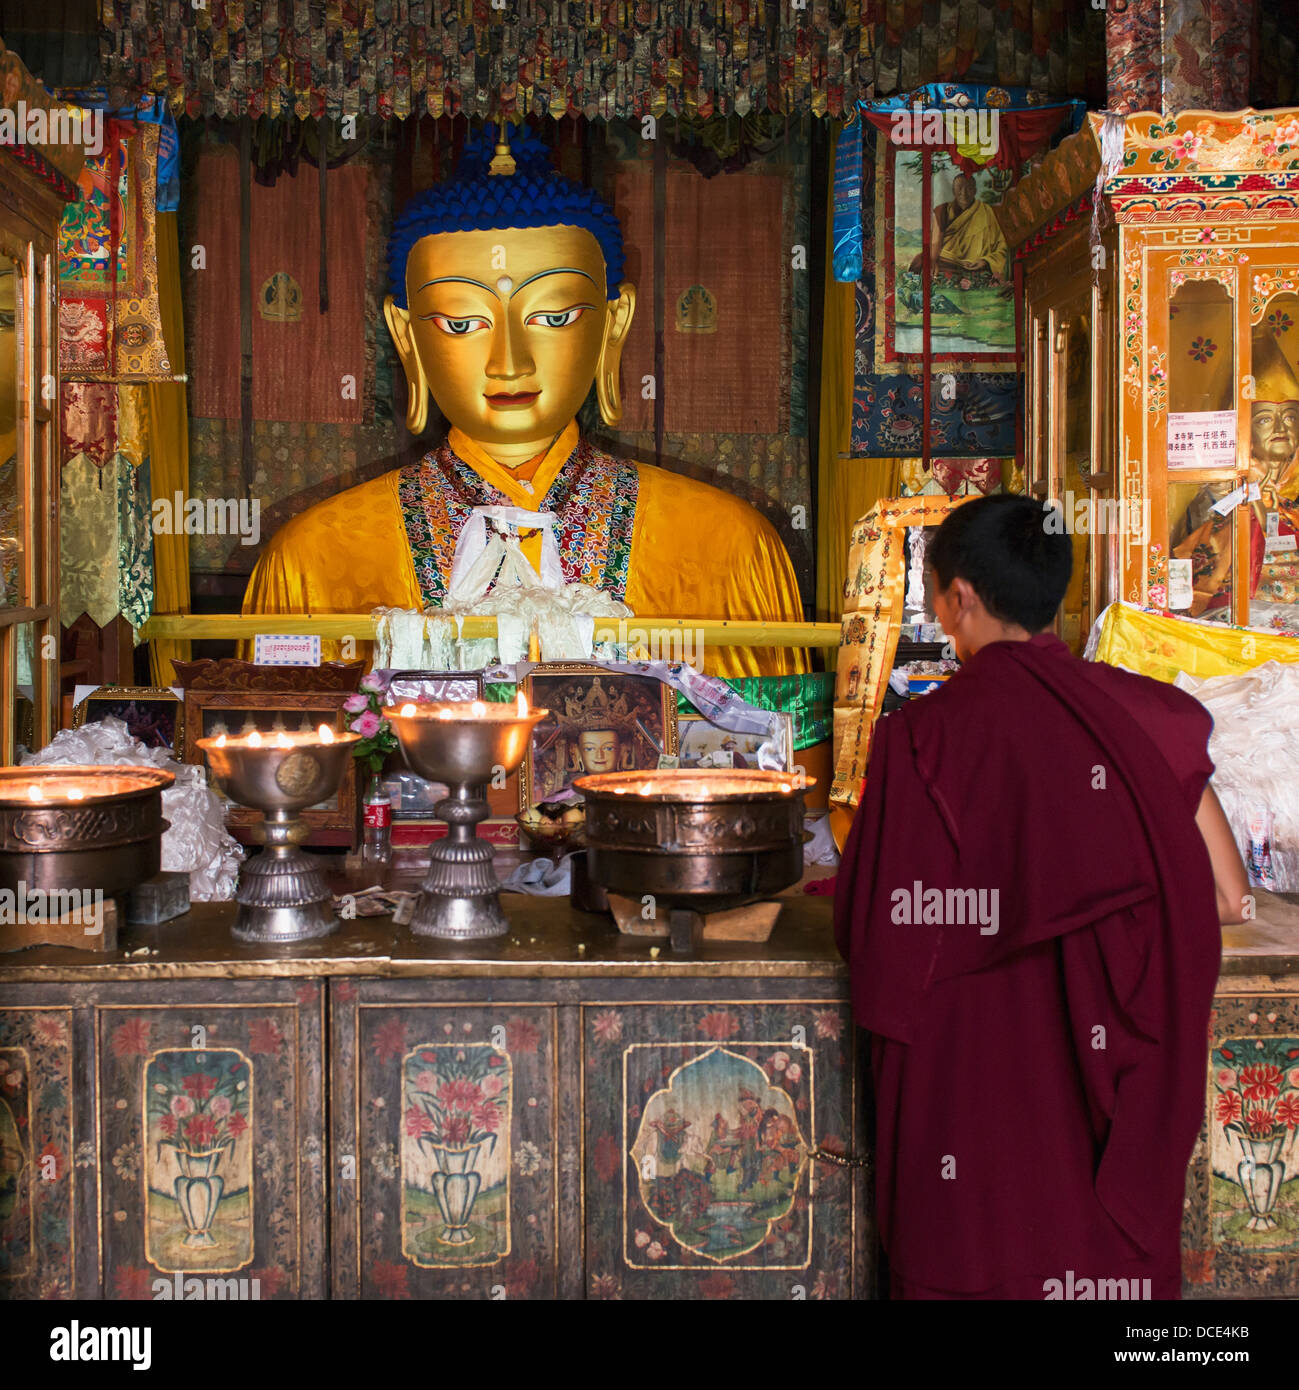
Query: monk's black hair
926 494 1073 633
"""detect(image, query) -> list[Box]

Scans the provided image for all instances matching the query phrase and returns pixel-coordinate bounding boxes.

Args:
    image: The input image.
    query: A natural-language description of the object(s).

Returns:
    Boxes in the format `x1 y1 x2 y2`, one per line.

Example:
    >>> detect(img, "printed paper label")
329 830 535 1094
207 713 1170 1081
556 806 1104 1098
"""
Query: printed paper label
1167 410 1237 470
253 634 321 666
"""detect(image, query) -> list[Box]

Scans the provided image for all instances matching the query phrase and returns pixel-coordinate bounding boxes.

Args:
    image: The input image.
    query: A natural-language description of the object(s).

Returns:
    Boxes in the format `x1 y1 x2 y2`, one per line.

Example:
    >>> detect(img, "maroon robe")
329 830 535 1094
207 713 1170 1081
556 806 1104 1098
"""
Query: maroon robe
834 633 1221 1299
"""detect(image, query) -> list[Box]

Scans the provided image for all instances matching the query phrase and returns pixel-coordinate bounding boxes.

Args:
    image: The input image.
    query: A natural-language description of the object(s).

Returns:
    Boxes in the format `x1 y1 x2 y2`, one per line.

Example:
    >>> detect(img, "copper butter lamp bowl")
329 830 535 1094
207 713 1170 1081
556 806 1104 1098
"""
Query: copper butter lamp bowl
383 699 549 940
197 727 360 944
0 766 174 899
574 769 814 952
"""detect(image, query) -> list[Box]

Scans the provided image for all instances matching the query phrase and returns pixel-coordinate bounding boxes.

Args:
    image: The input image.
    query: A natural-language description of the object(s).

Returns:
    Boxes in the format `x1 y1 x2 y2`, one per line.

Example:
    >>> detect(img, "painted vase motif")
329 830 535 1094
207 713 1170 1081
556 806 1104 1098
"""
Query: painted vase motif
144 1047 253 1271
1236 1133 1286 1233
173 1146 227 1249
427 1140 487 1246
403 1041 512 1266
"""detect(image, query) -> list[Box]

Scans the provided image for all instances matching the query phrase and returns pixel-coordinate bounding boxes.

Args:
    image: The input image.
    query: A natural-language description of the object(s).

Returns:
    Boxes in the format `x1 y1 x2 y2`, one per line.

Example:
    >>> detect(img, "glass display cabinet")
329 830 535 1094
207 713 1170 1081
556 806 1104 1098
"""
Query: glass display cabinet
0 115 77 758
1010 108 1299 637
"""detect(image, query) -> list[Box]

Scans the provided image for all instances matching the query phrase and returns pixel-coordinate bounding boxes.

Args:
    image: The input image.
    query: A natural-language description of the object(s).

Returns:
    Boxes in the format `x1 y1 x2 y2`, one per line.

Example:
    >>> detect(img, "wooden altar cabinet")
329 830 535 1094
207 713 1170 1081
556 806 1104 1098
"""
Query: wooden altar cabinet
0 895 871 1300
1005 108 1299 633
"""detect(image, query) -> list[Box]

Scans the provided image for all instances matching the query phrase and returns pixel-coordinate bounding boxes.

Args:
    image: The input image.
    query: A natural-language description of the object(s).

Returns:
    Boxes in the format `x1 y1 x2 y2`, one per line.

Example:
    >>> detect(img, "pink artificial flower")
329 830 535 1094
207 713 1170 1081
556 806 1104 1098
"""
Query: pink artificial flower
351 710 382 740
343 693 370 713
359 671 390 695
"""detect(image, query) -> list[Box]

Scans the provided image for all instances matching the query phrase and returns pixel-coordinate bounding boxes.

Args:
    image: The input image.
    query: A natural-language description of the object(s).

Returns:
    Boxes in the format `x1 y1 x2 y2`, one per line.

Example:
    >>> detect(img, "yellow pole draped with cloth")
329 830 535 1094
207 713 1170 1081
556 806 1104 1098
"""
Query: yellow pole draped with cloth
147 211 192 685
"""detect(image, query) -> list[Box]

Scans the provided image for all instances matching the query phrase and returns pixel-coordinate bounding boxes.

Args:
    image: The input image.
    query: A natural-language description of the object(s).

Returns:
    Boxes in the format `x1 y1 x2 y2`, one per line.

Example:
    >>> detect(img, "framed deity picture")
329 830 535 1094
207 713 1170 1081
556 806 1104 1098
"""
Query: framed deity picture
182 690 359 846
518 663 678 810
677 712 794 772
73 686 184 758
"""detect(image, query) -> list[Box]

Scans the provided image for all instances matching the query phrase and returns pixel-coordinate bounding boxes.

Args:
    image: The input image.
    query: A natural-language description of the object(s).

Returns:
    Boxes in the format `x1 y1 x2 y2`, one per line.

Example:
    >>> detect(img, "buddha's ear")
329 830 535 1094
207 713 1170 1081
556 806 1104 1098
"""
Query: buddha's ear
595 282 637 427
384 294 430 436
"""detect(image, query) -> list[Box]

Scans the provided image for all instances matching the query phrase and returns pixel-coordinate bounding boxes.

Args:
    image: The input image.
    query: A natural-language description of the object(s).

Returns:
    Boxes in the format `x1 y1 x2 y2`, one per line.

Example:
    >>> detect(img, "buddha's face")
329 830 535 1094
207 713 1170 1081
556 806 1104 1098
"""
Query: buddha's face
1251 402 1297 470
577 728 620 774
385 225 636 456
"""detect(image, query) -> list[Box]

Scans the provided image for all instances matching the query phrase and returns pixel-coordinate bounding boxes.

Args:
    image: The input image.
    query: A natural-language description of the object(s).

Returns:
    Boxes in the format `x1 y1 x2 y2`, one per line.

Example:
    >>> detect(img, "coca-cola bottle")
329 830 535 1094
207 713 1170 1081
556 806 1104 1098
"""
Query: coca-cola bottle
363 774 392 867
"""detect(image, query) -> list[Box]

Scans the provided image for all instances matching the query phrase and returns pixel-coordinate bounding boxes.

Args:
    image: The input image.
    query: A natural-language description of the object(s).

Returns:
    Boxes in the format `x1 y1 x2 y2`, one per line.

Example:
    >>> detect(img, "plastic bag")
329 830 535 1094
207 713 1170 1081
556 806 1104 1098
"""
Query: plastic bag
1175 660 1299 891
21 716 243 901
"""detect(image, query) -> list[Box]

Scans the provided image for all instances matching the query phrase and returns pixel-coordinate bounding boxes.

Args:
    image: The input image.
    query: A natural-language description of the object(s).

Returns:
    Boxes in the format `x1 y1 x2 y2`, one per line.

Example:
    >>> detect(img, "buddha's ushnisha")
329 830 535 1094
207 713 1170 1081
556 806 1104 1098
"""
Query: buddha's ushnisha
245 124 806 677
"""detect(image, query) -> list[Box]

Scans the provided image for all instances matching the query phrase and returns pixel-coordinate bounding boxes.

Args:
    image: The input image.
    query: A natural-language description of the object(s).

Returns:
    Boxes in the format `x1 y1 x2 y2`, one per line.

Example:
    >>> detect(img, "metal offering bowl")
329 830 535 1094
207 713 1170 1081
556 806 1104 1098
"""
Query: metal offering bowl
382 701 548 940
199 730 358 816
197 731 360 945
0 766 173 900
575 769 814 952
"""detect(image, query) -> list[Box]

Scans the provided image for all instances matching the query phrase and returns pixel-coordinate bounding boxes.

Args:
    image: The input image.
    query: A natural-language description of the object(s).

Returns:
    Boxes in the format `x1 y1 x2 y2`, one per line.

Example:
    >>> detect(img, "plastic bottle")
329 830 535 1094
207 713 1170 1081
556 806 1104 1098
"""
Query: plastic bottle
363 775 392 867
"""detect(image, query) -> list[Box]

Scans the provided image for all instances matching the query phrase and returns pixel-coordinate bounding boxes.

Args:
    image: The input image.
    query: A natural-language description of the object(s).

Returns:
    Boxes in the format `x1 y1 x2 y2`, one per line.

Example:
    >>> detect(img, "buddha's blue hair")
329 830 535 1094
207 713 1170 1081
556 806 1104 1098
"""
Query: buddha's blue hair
387 123 626 307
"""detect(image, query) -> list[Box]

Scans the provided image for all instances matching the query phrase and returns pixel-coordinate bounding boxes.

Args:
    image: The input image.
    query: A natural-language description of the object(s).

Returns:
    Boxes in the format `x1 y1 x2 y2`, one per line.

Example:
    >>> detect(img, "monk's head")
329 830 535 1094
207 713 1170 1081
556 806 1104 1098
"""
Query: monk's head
384 124 636 459
951 173 976 211
925 495 1073 662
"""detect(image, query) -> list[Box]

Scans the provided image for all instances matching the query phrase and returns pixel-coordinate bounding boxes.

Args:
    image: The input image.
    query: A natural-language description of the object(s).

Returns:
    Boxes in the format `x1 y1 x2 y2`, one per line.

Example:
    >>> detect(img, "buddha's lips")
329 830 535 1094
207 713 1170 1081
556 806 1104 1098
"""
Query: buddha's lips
485 391 540 407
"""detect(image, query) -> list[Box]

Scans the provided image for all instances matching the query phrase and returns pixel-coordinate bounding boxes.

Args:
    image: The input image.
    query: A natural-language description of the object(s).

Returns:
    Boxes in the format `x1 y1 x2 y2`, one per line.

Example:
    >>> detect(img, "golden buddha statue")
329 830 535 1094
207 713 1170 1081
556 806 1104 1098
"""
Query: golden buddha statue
244 124 806 677
1172 328 1299 619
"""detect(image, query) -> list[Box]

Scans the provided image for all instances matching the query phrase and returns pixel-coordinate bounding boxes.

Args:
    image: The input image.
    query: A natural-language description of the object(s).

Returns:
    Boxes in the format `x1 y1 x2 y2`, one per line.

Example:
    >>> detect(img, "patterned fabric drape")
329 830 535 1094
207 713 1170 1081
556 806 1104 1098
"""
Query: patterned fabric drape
1106 0 1253 117
98 0 1096 123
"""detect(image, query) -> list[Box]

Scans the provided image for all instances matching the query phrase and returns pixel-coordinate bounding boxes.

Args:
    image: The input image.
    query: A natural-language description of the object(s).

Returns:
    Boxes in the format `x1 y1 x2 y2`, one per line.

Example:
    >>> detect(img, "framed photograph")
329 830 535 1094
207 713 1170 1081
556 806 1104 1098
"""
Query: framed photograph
182 690 359 846
73 686 184 758
678 712 794 772
518 663 677 810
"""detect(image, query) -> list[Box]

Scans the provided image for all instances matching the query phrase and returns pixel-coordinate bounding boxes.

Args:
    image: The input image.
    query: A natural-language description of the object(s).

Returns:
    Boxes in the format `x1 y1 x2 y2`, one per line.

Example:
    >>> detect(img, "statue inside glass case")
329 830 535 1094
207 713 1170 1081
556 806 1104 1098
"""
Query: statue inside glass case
1172 326 1299 623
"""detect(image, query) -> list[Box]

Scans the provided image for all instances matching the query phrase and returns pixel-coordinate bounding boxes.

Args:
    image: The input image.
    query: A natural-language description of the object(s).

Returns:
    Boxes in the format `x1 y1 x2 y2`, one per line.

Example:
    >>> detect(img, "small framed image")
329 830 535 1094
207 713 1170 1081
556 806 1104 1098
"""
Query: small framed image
677 712 794 772
73 686 184 758
518 663 678 810
387 669 485 704
182 690 358 845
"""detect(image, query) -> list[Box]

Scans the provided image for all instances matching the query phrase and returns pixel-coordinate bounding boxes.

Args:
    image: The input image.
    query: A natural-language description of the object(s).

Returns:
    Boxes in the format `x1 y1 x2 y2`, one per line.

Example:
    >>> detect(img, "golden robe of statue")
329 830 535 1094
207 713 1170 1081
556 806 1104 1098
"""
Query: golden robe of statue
245 127 806 679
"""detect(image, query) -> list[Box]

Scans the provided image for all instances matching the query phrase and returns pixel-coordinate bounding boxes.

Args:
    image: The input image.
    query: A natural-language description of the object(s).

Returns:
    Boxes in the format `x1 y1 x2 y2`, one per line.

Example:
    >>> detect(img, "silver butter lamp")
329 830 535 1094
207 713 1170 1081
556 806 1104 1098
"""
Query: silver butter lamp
198 725 360 943
383 697 547 940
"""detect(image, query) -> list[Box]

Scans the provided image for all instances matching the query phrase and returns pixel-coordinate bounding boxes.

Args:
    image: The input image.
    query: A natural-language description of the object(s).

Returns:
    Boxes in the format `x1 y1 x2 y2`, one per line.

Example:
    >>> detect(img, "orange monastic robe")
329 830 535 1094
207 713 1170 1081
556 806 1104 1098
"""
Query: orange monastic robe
244 421 807 677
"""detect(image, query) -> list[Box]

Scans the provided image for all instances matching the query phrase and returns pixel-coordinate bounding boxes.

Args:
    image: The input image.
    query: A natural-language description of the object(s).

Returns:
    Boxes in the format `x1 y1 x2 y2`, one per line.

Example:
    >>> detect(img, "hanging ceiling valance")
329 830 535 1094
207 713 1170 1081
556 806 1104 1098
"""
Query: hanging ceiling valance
96 0 1094 124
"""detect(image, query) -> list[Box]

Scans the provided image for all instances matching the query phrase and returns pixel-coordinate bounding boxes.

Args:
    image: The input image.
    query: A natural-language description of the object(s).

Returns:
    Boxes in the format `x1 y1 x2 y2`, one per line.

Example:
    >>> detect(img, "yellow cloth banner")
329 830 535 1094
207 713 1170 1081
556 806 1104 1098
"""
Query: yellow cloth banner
147 212 192 685
1093 603 1299 683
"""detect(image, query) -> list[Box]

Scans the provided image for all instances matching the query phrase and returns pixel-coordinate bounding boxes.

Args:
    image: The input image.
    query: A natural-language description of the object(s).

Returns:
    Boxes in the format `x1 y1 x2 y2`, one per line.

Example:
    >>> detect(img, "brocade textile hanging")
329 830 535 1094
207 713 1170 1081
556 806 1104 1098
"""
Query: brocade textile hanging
98 0 1095 123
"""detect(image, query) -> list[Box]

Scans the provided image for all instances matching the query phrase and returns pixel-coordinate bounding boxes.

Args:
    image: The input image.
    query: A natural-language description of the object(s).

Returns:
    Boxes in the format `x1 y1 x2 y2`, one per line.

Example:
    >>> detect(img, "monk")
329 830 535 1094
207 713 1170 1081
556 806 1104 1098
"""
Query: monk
244 124 806 678
908 172 1009 283
835 494 1248 1300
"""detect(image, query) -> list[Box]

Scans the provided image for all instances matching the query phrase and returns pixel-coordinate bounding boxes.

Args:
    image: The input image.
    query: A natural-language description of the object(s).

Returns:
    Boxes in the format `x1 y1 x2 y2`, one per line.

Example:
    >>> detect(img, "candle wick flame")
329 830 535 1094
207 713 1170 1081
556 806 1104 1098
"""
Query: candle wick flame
471 701 487 718
318 724 335 743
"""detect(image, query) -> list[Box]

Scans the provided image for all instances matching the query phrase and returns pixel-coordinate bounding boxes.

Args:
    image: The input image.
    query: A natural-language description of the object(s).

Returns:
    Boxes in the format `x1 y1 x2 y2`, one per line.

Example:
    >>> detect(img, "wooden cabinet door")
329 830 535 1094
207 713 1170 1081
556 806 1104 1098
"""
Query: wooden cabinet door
332 984 560 1299
93 979 326 1300
0 1002 76 1298
581 998 863 1300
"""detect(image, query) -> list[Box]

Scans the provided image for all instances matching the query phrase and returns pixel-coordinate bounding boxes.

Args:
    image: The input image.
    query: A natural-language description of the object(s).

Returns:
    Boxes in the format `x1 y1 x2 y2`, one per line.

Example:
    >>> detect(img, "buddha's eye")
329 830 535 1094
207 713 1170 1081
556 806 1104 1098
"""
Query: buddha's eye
525 307 587 329
427 315 489 335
